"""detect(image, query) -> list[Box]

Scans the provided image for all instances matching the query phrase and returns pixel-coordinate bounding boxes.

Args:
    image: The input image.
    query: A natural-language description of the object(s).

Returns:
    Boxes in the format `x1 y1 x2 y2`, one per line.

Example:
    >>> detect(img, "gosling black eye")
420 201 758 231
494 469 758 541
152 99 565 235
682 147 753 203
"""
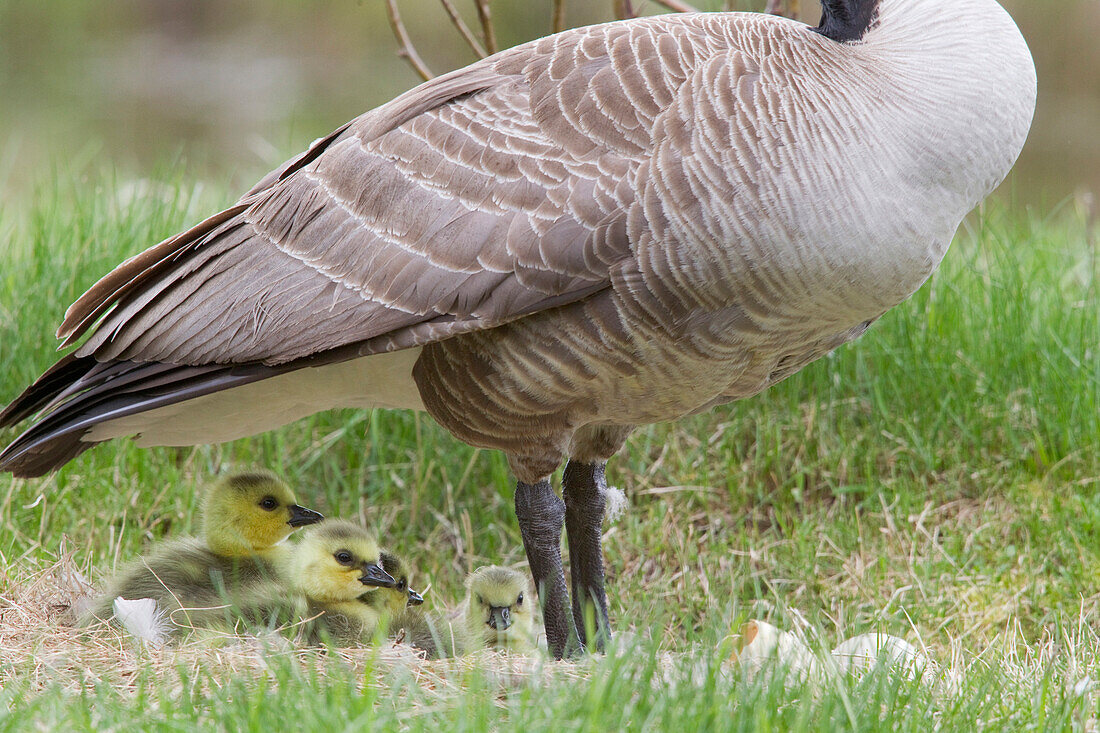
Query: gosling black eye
476 595 484 605
397 579 407 591
259 495 278 511
334 550 354 565
516 593 523 606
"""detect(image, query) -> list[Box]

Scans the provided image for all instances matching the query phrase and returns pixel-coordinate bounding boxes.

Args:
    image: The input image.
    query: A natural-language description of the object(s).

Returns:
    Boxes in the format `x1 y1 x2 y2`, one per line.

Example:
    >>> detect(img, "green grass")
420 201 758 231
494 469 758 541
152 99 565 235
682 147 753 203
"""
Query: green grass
0 163 1097 729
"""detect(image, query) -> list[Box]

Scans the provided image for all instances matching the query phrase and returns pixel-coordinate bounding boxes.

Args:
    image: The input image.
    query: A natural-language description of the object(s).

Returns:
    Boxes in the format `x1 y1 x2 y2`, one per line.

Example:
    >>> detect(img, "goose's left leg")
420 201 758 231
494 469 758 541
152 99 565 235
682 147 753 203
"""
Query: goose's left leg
515 476 578 660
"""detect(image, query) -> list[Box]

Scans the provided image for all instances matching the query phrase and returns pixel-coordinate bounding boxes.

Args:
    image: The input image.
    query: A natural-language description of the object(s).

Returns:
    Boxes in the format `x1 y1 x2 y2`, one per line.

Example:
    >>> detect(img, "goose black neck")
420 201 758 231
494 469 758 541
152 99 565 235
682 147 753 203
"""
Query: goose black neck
815 0 881 43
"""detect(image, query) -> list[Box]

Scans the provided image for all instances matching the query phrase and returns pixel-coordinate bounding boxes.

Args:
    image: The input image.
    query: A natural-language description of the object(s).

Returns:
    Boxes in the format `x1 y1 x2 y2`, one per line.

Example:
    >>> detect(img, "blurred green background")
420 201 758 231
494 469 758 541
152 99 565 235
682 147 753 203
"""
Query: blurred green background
0 0 1093 208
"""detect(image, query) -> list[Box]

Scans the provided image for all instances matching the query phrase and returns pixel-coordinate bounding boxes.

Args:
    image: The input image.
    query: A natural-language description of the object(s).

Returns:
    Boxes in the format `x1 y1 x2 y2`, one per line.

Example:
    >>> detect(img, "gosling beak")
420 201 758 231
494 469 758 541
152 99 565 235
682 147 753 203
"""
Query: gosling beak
359 563 396 588
407 588 425 606
488 606 512 631
286 504 324 527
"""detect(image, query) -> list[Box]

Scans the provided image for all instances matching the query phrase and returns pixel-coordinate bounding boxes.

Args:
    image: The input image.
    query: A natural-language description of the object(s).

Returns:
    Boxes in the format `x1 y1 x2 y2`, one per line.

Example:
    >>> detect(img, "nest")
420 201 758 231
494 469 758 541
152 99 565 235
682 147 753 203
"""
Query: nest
0 545 581 698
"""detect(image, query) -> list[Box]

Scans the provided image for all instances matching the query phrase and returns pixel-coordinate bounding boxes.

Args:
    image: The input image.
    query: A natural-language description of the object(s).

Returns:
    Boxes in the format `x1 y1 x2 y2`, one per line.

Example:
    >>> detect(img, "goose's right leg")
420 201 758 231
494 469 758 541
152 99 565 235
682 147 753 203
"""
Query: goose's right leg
562 460 612 651
563 424 631 652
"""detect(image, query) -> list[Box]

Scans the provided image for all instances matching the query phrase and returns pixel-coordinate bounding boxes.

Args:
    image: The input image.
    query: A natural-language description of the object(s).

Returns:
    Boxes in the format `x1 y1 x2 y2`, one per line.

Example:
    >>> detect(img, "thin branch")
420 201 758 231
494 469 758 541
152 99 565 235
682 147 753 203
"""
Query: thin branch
765 0 802 20
384 0 435 81
475 0 498 55
614 0 639 20
438 0 488 58
648 0 699 12
552 0 567 33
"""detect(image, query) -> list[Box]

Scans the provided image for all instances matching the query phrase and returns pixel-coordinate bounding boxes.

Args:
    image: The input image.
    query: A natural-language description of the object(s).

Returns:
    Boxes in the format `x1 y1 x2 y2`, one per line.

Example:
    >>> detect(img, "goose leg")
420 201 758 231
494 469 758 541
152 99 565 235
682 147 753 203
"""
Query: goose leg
515 478 578 659
562 460 611 651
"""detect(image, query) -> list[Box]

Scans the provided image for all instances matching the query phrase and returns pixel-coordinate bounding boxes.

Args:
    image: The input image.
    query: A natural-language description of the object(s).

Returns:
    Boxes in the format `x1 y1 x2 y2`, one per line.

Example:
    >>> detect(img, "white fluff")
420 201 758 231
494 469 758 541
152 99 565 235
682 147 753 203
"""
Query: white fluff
603 486 627 524
112 596 171 648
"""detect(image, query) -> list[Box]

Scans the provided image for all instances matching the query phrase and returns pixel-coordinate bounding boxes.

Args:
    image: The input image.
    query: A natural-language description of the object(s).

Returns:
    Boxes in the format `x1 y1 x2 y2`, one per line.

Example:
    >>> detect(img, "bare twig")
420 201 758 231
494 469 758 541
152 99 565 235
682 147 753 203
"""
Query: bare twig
475 0 498 55
648 0 699 12
384 0 700 86
552 0 567 33
765 0 802 20
384 0 435 81
614 0 639 20
438 0 488 58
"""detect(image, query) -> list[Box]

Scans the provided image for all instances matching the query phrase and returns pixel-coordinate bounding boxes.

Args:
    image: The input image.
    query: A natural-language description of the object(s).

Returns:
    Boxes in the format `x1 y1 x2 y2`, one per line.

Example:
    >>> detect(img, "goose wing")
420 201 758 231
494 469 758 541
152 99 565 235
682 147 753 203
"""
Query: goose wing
1 15 757 476
59 16 725 368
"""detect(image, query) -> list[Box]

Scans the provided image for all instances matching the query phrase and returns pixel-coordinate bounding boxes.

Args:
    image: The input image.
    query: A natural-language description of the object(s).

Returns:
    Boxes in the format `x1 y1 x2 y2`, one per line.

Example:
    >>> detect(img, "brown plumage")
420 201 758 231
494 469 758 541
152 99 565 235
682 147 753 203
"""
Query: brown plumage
1 1 1036 657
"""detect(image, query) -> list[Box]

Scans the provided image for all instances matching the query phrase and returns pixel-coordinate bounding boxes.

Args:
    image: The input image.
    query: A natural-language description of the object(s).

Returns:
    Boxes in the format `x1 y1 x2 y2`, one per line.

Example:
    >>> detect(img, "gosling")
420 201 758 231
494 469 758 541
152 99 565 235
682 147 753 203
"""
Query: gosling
370 549 456 655
84 470 323 631
388 566 536 658
280 519 397 645
365 550 424 618
457 566 537 653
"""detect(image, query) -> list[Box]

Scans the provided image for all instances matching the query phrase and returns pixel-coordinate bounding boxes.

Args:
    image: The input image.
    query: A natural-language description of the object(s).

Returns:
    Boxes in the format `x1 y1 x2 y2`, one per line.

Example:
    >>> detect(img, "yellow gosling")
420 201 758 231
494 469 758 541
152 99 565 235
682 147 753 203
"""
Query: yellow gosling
363 550 424 619
280 519 396 645
457 566 537 653
84 470 322 633
201 470 324 558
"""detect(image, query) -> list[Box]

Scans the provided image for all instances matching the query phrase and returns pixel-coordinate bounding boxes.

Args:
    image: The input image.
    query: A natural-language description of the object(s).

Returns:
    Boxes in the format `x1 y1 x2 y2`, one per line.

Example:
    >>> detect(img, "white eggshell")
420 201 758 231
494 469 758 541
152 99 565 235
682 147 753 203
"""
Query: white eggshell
732 620 821 683
830 633 935 683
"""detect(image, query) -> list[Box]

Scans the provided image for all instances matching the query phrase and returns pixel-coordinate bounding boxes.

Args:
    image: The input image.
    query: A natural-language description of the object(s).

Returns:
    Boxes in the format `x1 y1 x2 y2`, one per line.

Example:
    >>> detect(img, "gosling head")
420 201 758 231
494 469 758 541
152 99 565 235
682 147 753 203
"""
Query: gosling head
288 520 395 604
201 470 323 557
371 550 424 617
463 566 533 649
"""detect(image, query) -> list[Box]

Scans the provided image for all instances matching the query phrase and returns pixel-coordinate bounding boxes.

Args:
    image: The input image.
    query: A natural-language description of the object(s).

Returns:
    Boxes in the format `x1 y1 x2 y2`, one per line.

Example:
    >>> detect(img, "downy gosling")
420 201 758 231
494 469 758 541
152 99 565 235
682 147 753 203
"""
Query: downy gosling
369 549 449 652
84 470 323 632
366 550 424 618
457 566 537 653
281 519 398 645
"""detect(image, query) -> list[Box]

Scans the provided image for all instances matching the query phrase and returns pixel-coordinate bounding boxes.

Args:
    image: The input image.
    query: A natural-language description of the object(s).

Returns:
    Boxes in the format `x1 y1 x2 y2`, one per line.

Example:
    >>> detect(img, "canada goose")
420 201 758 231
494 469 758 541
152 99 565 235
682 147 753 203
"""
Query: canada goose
371 550 425 617
457 566 537 653
84 470 323 629
388 607 461 659
359 550 429 649
201 469 325 558
390 566 535 658
0 0 1036 658
281 519 397 645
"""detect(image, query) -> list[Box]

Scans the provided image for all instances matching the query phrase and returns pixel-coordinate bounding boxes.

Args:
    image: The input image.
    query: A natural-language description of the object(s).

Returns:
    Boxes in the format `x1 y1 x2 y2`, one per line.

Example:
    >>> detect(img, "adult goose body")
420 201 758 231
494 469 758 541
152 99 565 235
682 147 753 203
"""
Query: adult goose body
0 0 1036 658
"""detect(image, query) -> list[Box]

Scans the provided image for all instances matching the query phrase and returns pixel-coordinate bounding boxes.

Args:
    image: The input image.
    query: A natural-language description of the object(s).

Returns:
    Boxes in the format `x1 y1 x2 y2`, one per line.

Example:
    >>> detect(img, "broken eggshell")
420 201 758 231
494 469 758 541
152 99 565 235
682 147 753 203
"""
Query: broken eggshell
730 620 821 684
